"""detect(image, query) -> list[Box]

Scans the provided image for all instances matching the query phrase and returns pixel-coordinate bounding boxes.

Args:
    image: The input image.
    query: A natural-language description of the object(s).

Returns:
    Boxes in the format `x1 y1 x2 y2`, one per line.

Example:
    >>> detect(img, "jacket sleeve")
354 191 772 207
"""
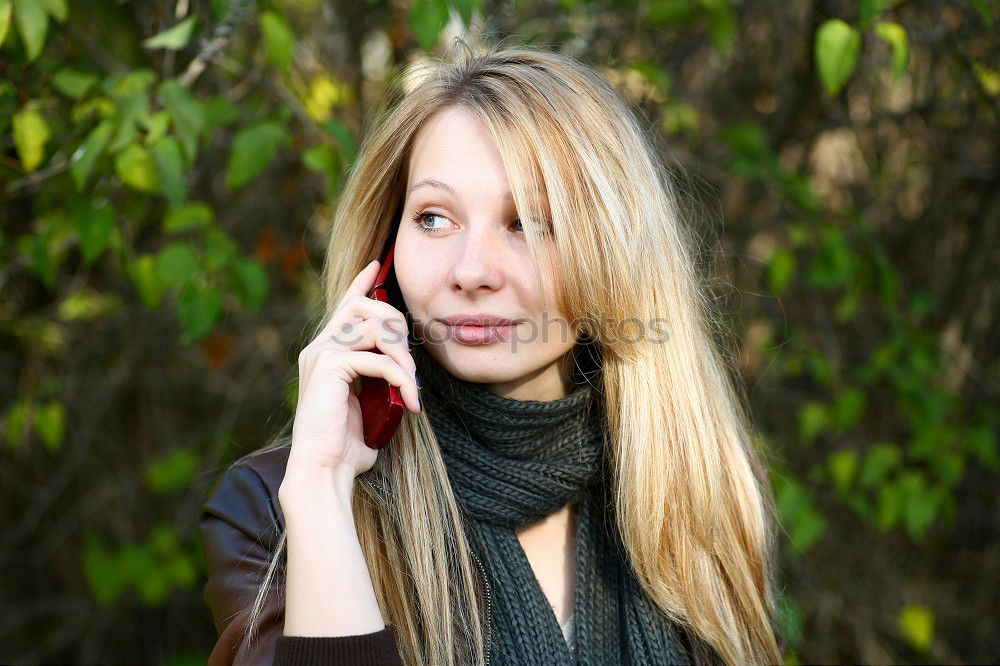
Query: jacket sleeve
199 462 403 666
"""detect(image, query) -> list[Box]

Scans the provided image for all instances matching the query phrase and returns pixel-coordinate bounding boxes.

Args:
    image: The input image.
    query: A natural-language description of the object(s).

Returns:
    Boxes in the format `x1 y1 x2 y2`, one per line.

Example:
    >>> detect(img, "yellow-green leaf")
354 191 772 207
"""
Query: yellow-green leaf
815 19 861 96
114 144 160 192
898 604 933 651
146 448 198 493
259 10 295 72
768 247 796 295
874 21 908 79
34 401 65 453
142 16 198 50
130 254 165 309
972 62 1000 97
827 449 857 492
164 202 213 233
12 105 50 172
58 288 121 322
13 0 48 61
51 68 98 99
39 0 66 22
4 399 31 450
0 0 13 46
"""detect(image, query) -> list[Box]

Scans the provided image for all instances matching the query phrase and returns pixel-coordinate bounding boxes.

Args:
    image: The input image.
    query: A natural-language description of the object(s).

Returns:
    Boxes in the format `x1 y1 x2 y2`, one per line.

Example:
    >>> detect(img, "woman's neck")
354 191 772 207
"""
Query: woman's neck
485 360 571 401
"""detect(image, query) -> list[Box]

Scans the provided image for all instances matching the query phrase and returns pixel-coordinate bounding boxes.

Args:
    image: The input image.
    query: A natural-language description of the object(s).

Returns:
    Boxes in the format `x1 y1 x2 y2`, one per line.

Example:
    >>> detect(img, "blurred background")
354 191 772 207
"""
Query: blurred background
1 0 997 664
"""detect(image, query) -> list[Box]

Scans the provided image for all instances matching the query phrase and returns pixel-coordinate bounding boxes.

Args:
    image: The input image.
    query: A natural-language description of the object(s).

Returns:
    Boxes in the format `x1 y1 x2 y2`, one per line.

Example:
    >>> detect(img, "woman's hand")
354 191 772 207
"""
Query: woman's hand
282 259 421 493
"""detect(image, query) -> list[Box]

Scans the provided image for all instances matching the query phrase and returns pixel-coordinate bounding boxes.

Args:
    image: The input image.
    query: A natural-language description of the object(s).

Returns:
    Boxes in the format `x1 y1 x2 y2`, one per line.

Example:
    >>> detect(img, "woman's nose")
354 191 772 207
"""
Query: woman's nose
449 224 505 294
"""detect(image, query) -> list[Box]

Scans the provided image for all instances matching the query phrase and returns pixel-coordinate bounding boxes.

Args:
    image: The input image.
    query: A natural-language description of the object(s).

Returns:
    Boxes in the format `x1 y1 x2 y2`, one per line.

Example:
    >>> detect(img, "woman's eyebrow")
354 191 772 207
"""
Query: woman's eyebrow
407 177 514 200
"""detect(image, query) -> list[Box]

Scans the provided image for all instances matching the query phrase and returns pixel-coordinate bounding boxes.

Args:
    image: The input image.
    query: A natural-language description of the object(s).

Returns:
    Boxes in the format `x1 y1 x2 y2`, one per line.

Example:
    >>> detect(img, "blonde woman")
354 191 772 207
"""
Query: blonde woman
199 36 785 666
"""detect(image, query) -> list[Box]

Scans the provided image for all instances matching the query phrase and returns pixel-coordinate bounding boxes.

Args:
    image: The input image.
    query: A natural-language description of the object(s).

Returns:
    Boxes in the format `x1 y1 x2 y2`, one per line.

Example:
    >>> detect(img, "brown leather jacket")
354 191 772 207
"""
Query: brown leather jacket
199 445 405 666
200 447 292 665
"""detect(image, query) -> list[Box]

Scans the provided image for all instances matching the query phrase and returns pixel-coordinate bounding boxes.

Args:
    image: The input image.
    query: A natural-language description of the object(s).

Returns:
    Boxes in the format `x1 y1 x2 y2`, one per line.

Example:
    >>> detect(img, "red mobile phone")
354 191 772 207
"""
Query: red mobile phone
358 240 407 449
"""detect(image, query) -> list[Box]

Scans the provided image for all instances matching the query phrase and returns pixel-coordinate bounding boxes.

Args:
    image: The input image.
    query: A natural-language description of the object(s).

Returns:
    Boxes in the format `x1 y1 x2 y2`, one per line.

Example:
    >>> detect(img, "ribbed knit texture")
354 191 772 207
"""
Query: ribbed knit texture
274 625 402 665
412 344 692 666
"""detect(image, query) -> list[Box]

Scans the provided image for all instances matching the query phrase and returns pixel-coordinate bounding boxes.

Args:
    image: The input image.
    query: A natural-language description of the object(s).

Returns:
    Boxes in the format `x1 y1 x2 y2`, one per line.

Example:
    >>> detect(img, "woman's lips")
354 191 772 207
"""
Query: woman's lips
444 322 519 345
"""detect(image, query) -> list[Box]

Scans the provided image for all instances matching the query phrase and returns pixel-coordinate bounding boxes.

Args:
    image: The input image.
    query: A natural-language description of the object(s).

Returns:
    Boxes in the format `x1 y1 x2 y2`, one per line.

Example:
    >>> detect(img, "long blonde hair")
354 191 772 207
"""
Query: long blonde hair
235 35 782 666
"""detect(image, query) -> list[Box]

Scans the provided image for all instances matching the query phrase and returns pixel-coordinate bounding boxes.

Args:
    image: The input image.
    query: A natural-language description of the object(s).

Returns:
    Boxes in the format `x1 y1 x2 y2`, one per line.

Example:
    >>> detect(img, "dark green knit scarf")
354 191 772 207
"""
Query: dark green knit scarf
411 344 693 666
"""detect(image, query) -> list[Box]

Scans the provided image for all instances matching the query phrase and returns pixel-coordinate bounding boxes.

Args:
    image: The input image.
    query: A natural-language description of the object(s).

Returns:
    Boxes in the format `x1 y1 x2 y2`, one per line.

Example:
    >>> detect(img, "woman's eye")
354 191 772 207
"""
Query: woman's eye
512 218 524 233
412 211 450 234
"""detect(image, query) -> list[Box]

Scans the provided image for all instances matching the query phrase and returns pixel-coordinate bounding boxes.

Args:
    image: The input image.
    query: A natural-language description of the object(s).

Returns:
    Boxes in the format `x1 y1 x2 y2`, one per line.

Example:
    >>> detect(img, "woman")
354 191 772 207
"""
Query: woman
199 36 784 666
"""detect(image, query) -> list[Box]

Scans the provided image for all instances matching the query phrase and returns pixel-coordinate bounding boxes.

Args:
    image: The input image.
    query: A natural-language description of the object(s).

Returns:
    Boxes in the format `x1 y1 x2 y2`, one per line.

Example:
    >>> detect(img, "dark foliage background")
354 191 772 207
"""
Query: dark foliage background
1 0 997 663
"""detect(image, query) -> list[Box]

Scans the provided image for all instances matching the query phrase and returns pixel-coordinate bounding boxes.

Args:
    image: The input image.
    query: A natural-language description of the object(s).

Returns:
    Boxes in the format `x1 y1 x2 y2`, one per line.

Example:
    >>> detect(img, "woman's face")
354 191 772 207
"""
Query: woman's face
394 105 578 401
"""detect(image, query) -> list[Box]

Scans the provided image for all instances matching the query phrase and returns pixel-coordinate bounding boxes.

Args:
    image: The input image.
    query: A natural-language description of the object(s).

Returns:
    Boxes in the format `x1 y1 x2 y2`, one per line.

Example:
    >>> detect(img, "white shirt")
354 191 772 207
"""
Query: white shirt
561 611 576 652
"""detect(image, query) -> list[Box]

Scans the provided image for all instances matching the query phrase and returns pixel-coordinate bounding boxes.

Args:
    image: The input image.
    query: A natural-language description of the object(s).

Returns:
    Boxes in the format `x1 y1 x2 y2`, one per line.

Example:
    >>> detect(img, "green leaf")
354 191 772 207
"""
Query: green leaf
876 480 903 530
798 401 828 444
203 227 238 271
51 68 98 99
164 202 213 233
177 283 223 343
150 136 187 210
83 533 125 605
859 442 901 488
200 96 239 137
13 0 48 62
34 401 64 453
156 243 199 287
767 247 795 295
228 258 269 310
106 92 150 153
832 388 865 431
142 16 198 50
701 0 737 53
965 425 997 469
226 121 289 189
773 473 827 553
302 144 341 194
12 105 50 172
108 69 158 96
409 0 449 50
71 120 114 190
115 144 160 192
628 60 672 97
901 473 939 541
39 0 66 21
645 0 699 26
321 119 357 166
968 0 992 25
57 287 120 321
719 122 770 160
146 448 198 493
828 449 857 492
814 19 861 96
898 604 934 652
450 0 480 26
168 552 197 587
859 0 905 26
791 507 826 552
142 110 171 146
3 399 31 450
259 10 295 72
874 21 908 79
74 199 115 265
130 254 166 309
775 592 805 650
0 0 12 46
159 80 204 164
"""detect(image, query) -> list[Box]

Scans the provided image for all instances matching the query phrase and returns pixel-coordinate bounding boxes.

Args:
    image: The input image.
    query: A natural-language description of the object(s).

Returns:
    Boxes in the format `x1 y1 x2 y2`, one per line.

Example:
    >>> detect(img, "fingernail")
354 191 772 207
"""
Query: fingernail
414 370 422 388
